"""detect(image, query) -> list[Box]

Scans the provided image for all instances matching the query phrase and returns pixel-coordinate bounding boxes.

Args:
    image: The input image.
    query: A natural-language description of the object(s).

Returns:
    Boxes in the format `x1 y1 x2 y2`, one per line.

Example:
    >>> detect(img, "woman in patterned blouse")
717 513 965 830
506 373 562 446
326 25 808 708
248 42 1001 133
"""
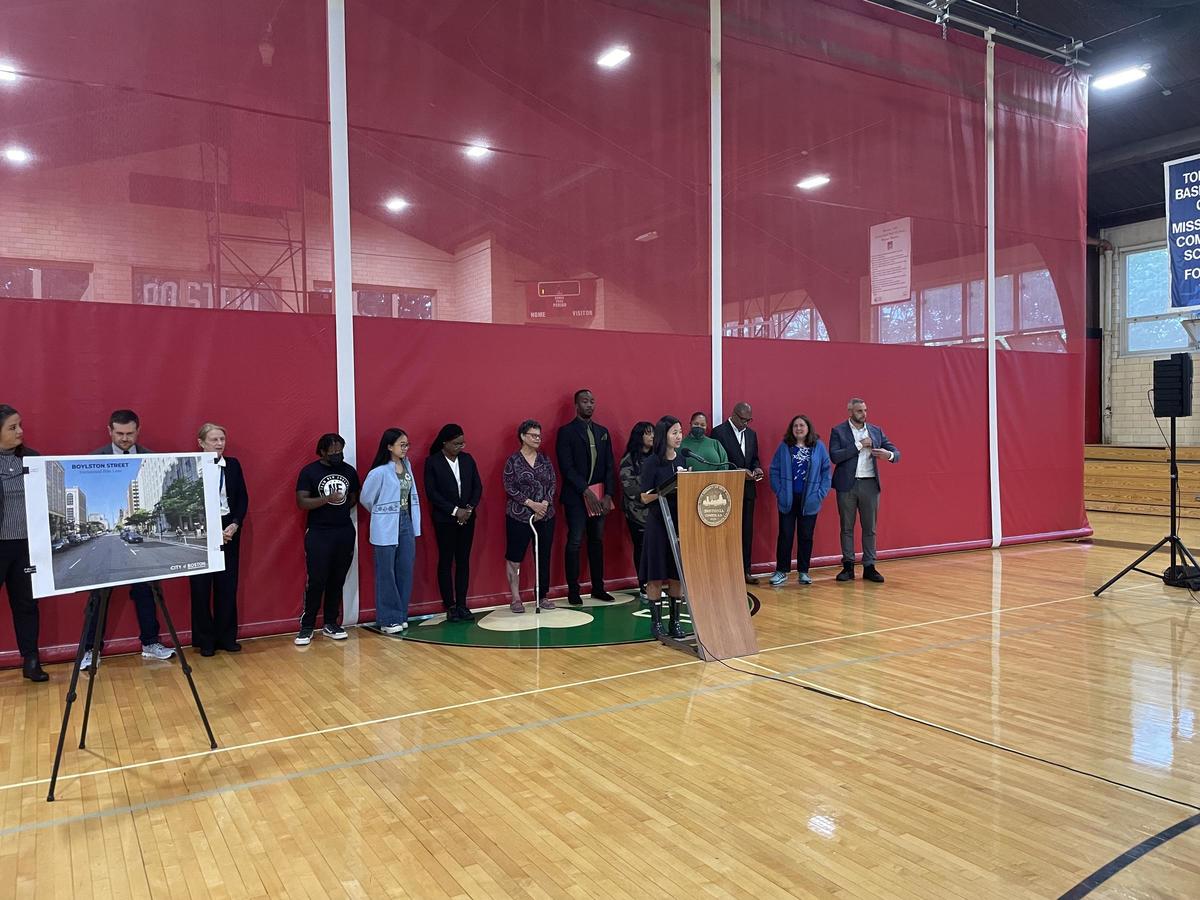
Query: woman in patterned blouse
502 419 557 613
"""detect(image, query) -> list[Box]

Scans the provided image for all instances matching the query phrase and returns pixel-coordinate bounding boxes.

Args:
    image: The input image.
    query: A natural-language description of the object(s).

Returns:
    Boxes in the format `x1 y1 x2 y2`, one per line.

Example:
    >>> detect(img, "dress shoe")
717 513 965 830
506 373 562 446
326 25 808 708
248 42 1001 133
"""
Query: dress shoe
454 606 475 622
199 646 216 658
863 566 885 583
218 641 242 653
835 564 855 582
568 592 584 606
591 591 616 602
744 573 760 586
22 656 49 682
444 607 461 622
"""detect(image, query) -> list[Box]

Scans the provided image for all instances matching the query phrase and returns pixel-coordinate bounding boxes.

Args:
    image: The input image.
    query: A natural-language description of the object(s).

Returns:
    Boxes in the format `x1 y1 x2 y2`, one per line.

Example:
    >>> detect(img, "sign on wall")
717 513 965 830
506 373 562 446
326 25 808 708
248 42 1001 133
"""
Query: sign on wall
1166 152 1200 308
22 453 226 598
869 217 912 305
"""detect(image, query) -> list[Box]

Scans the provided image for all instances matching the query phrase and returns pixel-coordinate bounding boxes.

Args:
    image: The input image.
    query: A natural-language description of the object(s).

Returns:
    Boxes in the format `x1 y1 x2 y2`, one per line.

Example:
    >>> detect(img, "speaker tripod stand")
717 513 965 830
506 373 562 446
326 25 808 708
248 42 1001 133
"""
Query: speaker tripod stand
47 582 218 801
1094 416 1200 596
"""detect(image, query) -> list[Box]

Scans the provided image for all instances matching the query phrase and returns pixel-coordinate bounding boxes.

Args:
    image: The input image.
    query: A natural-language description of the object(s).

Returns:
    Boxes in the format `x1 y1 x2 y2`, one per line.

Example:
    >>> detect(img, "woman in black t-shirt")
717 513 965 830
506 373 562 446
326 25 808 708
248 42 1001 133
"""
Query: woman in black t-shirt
638 416 686 639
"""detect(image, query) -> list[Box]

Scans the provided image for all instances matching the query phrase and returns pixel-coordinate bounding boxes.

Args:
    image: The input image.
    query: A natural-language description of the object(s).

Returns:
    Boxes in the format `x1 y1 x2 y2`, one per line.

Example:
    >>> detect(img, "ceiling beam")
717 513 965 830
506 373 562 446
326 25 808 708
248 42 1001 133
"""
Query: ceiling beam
1090 125 1200 174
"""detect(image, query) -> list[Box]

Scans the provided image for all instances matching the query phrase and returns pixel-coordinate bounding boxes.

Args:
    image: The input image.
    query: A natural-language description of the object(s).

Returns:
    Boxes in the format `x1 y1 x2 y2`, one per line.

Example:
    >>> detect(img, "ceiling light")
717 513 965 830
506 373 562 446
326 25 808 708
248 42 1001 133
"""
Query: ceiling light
796 174 830 191
635 230 659 242
464 143 491 159
384 196 409 213
1092 65 1149 91
596 46 631 69
0 64 18 83
3 146 31 165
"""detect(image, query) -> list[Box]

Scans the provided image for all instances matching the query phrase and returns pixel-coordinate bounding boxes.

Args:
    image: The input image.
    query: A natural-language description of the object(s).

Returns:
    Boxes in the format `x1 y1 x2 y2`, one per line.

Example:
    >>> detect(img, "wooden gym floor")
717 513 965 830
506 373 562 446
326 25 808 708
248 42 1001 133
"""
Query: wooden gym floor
2 511 1199 898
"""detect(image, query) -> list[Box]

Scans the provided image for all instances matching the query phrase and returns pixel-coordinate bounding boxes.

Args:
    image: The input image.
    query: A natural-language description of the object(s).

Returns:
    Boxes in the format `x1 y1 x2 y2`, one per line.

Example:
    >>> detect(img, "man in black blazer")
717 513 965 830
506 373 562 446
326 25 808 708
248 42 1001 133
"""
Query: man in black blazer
190 423 249 655
424 425 483 622
82 409 175 664
556 389 616 604
711 401 765 585
828 397 901 583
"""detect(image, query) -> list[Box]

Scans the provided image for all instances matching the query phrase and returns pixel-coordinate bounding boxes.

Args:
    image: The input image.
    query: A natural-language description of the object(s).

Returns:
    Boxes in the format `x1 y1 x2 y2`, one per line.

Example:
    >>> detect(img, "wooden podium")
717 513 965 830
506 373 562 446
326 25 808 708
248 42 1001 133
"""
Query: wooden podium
658 470 758 661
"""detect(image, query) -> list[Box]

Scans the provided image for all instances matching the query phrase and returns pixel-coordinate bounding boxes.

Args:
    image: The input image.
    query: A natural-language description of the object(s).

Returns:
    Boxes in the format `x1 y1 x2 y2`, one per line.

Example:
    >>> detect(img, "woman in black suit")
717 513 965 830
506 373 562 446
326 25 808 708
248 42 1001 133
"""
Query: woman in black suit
423 423 483 622
189 422 249 656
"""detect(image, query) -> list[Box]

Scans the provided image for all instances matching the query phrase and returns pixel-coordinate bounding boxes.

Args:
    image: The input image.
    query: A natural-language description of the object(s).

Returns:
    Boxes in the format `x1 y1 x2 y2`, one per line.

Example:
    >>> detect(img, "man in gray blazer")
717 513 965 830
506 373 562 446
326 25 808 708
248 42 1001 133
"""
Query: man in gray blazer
828 398 901 583
82 409 175 664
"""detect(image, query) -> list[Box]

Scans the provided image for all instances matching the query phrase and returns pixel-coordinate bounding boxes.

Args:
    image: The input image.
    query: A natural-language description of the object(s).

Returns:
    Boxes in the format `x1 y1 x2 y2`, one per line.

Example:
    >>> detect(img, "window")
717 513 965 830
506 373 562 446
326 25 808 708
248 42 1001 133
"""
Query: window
0 258 93 301
1122 246 1188 354
133 269 286 312
313 282 436 319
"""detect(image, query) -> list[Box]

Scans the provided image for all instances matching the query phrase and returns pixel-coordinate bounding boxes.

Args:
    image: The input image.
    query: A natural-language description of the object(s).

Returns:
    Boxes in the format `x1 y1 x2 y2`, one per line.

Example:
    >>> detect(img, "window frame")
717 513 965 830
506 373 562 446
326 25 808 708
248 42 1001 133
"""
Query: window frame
1119 241 1191 358
0 256 94 301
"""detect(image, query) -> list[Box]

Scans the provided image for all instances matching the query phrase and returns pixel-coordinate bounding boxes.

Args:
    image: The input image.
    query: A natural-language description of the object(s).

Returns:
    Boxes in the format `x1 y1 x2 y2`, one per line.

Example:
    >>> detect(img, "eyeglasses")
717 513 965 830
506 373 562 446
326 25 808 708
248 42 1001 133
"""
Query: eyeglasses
525 433 542 440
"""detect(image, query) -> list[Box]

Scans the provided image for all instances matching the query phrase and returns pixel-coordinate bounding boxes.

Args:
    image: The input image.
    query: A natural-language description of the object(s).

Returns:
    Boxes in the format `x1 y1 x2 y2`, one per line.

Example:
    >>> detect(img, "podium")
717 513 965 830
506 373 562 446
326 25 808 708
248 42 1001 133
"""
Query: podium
657 470 758 661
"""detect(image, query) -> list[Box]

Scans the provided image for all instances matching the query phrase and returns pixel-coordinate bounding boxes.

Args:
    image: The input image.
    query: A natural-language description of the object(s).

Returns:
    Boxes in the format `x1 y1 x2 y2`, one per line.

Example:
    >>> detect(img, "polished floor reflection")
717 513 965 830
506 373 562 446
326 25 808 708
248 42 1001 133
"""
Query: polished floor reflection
1 511 1198 898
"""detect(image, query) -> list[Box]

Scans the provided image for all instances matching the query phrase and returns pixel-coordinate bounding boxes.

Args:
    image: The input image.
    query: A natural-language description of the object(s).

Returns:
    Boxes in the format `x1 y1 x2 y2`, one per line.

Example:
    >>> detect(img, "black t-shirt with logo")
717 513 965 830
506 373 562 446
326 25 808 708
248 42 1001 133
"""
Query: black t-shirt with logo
296 460 361 528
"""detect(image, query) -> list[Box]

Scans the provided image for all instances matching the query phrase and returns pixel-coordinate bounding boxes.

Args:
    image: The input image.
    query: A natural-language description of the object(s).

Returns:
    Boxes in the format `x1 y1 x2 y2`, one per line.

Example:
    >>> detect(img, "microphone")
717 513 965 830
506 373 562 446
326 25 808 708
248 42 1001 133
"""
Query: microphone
679 446 734 470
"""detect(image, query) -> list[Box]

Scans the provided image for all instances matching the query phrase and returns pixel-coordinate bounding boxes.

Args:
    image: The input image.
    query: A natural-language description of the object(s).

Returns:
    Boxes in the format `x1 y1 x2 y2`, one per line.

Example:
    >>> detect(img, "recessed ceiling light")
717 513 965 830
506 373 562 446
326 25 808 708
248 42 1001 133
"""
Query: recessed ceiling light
635 230 659 242
3 146 31 165
464 142 491 159
596 46 631 69
384 196 409 212
796 174 830 190
0 64 18 83
1093 65 1149 91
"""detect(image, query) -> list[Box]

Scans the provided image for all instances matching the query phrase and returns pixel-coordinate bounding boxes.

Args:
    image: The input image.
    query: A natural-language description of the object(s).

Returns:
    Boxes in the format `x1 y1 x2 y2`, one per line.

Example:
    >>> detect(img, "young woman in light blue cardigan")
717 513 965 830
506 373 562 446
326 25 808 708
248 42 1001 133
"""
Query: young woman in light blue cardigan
768 415 831 586
360 428 422 633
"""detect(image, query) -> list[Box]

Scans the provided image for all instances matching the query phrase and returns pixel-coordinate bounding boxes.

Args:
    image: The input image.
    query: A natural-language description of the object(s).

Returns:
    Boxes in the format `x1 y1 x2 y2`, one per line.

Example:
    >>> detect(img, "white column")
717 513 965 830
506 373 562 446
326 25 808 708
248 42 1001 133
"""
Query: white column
985 31 1002 548
710 0 724 423
327 0 360 621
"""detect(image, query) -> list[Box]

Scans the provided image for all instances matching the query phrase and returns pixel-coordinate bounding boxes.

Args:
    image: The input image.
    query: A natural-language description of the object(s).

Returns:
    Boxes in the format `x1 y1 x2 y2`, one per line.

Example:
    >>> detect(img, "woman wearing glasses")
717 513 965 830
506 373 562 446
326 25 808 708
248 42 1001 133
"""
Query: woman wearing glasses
502 419 557 613
361 428 422 634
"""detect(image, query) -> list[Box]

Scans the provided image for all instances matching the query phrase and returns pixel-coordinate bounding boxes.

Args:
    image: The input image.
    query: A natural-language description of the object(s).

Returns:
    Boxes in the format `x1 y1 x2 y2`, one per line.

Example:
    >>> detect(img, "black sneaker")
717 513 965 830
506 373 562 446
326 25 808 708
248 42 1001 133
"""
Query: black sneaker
863 566 885 583
323 624 349 641
835 565 855 582
294 627 314 646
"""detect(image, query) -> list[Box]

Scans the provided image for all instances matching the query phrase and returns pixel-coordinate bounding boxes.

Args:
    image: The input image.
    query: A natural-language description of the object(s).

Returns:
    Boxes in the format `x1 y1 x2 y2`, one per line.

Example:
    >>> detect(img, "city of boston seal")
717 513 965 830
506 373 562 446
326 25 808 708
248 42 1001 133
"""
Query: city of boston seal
696 483 732 527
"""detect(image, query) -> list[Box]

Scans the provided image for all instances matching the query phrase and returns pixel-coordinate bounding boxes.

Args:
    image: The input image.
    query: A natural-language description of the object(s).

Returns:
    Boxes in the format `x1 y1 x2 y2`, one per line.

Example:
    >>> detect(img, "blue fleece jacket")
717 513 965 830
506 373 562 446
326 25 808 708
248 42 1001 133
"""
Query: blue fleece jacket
768 439 831 516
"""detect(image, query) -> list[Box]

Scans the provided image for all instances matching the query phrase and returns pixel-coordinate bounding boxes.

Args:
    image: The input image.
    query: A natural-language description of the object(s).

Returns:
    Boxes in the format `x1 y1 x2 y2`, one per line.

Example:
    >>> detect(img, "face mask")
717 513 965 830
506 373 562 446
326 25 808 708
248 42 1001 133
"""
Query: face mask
690 426 705 439
326 452 344 465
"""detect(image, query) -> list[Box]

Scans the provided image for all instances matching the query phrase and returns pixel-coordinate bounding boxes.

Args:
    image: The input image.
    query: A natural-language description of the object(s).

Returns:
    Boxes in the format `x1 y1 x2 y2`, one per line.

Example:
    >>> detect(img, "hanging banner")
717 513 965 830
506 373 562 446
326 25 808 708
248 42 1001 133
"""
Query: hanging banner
1166 152 1200 308
869 217 912 305
22 453 226 598
524 278 597 325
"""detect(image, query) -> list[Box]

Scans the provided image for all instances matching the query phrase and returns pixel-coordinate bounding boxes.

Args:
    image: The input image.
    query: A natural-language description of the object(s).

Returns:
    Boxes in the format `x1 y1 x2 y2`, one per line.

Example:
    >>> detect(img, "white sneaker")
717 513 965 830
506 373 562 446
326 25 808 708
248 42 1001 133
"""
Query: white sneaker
380 624 404 635
401 622 409 630
141 642 176 660
80 650 93 669
769 571 788 586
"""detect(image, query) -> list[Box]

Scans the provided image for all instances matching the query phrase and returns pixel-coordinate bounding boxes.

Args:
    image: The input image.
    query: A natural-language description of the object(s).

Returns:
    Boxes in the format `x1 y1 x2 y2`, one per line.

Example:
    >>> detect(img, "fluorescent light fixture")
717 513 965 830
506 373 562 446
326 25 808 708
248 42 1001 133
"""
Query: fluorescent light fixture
384 196 409 212
464 142 491 159
0 64 17 83
1093 65 1149 91
795 174 830 191
3 146 31 165
596 46 631 68
635 230 659 242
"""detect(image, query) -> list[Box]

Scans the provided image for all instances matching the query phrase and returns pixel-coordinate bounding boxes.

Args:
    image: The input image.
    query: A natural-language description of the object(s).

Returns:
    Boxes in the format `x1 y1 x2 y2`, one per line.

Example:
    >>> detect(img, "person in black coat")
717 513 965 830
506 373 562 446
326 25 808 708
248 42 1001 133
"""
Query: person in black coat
555 389 617 604
0 404 48 681
189 423 249 655
423 423 483 622
711 401 765 585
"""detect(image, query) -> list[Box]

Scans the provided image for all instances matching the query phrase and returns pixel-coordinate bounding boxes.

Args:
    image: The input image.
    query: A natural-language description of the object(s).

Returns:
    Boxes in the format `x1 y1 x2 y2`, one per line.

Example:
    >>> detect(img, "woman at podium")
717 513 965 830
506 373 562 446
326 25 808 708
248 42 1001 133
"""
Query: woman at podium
638 416 686 639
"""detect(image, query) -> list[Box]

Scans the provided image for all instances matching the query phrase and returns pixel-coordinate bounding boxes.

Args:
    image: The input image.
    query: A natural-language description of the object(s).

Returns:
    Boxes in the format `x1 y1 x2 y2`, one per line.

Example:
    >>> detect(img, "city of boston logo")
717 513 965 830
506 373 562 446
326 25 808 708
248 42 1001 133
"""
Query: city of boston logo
696 484 732 527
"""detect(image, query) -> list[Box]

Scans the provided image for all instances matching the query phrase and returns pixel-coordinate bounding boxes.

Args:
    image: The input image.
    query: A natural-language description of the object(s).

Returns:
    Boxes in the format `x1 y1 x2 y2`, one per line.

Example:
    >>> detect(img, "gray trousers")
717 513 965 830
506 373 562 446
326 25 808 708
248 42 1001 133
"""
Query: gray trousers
837 477 880 566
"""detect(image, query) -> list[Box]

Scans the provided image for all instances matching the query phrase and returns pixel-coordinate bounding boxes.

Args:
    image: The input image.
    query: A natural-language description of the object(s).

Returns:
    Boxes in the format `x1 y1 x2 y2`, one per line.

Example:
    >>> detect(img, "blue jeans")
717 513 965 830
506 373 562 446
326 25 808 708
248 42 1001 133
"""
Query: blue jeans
373 513 415 627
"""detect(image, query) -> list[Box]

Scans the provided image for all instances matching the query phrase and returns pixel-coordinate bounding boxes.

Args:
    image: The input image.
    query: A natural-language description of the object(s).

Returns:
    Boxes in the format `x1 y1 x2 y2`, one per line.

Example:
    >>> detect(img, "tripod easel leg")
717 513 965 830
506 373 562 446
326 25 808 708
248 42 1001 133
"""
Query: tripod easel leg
1093 537 1171 596
78 588 112 749
152 583 217 749
48 590 103 801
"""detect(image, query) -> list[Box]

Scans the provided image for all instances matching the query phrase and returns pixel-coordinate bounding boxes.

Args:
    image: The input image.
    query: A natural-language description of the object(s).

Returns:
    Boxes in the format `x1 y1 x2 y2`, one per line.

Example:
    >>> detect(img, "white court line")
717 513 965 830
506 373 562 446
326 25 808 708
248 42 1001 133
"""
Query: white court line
0 579 1163 796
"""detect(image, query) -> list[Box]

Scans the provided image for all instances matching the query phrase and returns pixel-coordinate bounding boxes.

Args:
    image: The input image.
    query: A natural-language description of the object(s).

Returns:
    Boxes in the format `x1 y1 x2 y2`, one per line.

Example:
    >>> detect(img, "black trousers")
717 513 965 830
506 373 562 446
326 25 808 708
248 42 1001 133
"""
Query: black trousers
433 518 475 609
1 539 39 658
741 495 756 574
564 503 606 595
302 525 356 629
625 518 646 590
190 538 241 650
776 499 818 574
85 581 162 649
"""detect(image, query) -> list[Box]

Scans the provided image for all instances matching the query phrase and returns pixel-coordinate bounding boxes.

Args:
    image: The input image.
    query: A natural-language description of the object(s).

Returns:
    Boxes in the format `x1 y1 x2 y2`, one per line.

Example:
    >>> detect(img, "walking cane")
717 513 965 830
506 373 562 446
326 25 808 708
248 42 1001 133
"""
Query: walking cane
529 516 541 615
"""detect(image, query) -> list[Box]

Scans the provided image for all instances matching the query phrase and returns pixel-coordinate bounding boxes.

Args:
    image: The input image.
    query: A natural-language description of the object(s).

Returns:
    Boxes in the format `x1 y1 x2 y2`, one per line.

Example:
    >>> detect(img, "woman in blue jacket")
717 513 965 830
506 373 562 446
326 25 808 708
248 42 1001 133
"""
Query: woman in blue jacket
768 414 831 586
360 428 422 634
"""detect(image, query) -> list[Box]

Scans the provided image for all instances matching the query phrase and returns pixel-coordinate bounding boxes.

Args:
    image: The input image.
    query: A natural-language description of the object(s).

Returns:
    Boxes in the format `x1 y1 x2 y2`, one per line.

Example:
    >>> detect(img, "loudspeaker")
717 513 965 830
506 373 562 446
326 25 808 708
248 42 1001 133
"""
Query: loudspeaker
1153 352 1193 418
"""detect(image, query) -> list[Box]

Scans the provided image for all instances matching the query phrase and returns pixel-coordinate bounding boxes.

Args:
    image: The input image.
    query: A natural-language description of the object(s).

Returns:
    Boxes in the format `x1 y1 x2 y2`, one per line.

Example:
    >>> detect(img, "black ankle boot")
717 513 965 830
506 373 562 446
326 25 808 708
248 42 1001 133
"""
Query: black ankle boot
22 655 49 682
667 597 685 639
648 598 664 638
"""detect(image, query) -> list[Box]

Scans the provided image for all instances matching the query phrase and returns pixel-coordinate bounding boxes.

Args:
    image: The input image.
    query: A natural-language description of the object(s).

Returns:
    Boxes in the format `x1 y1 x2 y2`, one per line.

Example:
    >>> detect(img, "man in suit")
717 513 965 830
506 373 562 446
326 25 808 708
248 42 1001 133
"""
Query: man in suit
711 402 764 585
82 409 176 665
828 397 901 583
423 424 483 622
556 389 616 605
